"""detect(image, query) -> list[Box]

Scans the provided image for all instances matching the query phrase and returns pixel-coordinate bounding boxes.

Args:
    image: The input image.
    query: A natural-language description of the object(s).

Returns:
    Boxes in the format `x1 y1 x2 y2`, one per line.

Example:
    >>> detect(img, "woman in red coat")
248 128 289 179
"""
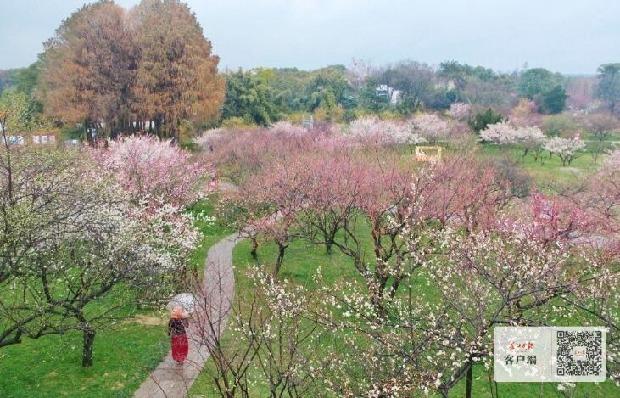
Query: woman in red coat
168 306 189 364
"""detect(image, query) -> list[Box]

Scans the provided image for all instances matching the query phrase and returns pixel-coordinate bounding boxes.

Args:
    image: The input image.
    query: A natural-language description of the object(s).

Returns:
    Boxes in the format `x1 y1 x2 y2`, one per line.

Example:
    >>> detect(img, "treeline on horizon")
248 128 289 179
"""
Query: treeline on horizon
0 0 619 142
218 61 609 125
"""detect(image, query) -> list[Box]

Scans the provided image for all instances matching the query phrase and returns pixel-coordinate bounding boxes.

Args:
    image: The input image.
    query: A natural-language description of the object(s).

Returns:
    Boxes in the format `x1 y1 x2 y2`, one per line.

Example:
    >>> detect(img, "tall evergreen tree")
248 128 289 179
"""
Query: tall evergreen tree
597 63 620 114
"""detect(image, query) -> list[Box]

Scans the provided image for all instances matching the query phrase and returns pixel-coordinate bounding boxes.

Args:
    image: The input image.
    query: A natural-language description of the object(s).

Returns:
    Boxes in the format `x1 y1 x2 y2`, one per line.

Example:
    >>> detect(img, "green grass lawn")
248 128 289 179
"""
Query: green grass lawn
0 323 168 398
0 195 230 398
478 143 604 187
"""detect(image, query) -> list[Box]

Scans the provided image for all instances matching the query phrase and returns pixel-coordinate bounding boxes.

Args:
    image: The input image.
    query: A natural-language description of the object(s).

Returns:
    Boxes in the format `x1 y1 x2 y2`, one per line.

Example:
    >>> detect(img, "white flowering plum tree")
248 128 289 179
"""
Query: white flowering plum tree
415 227 598 397
447 102 472 121
543 136 586 166
480 121 547 159
193 267 324 397
557 154 620 383
0 145 199 366
347 116 427 146
410 113 452 144
0 147 81 348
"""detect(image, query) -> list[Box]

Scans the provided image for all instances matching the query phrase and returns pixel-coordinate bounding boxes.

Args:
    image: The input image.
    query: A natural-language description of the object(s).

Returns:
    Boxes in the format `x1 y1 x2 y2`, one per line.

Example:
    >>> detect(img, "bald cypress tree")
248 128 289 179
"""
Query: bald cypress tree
38 0 224 140
130 0 224 139
38 0 135 138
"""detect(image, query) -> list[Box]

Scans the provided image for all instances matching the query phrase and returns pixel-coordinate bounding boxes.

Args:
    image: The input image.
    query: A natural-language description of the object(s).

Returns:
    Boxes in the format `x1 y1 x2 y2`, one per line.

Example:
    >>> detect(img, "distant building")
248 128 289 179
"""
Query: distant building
302 115 314 129
3 131 60 147
64 139 80 147
32 134 56 145
376 84 402 105
5 135 25 145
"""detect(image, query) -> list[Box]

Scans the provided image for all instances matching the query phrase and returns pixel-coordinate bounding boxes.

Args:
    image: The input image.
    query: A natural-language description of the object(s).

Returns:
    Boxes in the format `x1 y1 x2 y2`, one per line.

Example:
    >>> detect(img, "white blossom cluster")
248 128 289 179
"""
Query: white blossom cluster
481 122 588 164
447 103 472 120
410 113 452 143
543 136 587 157
269 121 308 136
0 146 201 349
480 121 545 145
347 116 427 145
186 209 217 226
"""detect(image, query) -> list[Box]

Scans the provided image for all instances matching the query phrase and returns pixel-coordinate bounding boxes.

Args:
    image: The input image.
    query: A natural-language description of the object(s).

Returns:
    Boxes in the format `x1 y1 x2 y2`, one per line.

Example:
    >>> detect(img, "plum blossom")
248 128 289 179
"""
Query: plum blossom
447 103 471 120
347 116 427 145
95 135 210 208
480 121 545 145
410 113 451 143
543 136 586 166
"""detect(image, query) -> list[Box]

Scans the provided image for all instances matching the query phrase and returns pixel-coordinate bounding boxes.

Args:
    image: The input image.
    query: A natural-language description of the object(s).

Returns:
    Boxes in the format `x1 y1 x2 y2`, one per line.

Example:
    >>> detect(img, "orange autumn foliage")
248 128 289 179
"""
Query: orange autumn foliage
38 0 224 139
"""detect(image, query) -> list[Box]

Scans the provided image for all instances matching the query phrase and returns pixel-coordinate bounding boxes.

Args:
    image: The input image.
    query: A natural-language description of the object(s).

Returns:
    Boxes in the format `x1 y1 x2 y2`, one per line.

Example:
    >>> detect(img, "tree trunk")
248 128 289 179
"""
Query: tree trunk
82 327 96 367
465 362 473 398
274 244 287 275
250 237 259 261
325 240 333 255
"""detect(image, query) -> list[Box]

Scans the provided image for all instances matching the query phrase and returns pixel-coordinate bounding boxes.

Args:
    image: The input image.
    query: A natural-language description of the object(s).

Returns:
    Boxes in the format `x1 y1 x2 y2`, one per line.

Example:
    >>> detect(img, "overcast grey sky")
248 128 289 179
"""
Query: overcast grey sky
1 0 618 74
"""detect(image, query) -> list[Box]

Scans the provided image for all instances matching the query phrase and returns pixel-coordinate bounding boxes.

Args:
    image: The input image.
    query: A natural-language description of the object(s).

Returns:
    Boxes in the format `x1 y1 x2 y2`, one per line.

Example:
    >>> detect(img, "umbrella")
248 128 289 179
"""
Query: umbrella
166 293 196 315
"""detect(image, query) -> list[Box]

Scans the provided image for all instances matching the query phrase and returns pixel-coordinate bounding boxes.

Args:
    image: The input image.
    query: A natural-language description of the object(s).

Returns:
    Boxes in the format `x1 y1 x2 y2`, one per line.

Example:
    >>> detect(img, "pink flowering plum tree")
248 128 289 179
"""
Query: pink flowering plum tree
203 124 336 184
424 155 512 232
96 135 210 208
294 150 362 255
225 152 311 274
509 98 542 127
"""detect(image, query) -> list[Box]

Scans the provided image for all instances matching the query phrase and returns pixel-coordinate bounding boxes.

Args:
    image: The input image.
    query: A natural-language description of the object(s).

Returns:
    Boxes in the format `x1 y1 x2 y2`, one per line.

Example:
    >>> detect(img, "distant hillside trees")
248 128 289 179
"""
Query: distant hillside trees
222 65 354 124
538 85 568 114
371 62 439 112
566 76 596 110
0 63 40 96
518 68 567 114
0 89 49 135
222 70 280 126
38 0 224 140
597 63 620 114
438 61 516 111
468 108 504 132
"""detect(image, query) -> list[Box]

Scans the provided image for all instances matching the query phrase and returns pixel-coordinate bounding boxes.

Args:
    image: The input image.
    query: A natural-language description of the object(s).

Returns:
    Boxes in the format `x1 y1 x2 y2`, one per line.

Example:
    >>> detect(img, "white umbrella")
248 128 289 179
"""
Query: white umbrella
166 293 196 314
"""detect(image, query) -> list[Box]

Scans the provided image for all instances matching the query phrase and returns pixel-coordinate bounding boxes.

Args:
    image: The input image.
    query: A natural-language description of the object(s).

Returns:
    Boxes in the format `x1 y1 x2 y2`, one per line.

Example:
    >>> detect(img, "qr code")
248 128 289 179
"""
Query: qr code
555 330 603 377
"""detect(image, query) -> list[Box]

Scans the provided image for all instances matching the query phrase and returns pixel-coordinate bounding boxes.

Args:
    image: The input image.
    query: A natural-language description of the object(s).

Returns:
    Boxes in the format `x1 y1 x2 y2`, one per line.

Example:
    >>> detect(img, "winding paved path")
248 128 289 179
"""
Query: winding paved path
134 233 241 398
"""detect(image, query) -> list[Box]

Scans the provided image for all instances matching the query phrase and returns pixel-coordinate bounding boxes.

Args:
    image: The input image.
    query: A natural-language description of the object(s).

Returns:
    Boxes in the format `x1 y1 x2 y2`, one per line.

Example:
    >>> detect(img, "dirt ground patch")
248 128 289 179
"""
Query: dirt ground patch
130 315 166 326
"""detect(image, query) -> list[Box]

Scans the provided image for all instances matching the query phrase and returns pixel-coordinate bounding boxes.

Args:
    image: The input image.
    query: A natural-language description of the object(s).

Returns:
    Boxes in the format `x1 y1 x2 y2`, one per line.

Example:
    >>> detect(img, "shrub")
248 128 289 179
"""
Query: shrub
492 157 532 198
468 108 504 132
